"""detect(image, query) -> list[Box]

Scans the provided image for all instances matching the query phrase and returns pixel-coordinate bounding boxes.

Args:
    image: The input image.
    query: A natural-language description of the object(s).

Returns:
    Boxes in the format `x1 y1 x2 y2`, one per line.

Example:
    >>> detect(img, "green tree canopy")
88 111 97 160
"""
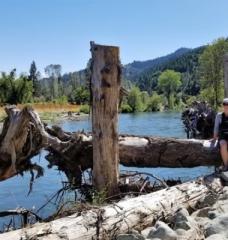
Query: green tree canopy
158 69 181 109
199 38 228 109
127 86 144 112
72 86 90 104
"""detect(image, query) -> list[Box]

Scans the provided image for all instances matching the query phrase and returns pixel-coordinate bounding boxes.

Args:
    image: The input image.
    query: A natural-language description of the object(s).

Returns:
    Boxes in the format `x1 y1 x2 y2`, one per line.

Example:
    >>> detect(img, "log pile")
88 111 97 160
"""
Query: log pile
0 106 221 184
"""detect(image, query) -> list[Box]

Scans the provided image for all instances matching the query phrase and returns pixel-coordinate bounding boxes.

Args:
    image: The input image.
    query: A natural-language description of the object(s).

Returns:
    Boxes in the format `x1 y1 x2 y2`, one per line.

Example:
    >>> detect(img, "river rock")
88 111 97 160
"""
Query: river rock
196 192 218 208
204 214 228 238
175 228 186 236
218 186 228 200
172 208 195 231
191 207 215 218
205 233 227 240
207 210 218 220
141 227 155 238
117 233 145 240
147 221 177 240
220 171 228 182
173 208 189 221
174 221 191 231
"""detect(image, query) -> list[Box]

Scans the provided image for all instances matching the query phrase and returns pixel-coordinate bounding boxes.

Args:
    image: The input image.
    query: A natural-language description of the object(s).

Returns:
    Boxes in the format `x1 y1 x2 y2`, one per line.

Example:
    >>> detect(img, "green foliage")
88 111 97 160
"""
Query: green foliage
125 47 204 96
199 87 215 105
90 188 107 205
158 70 181 109
199 38 228 109
15 76 33 103
140 91 150 111
184 95 197 106
54 95 68 104
0 70 16 104
127 87 144 112
44 64 62 100
147 92 163 111
120 103 133 113
72 86 90 104
29 61 41 97
80 104 90 114
0 70 33 104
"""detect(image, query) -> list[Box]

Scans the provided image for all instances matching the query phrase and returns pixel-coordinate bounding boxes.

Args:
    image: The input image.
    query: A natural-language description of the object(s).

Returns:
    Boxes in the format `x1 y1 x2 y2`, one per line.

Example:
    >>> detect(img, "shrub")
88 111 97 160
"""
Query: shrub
127 87 144 112
54 95 68 104
80 104 90 114
147 92 163 111
120 103 133 113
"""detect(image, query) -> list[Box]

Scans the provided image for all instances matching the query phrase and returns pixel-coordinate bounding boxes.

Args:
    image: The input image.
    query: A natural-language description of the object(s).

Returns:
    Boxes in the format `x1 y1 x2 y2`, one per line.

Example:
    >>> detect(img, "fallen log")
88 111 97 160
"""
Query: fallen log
0 106 222 183
0 175 222 240
0 106 71 181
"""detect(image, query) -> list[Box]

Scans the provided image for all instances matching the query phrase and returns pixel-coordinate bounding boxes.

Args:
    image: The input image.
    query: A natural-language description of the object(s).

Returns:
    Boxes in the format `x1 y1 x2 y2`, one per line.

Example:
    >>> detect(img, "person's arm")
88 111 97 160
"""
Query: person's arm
213 114 221 140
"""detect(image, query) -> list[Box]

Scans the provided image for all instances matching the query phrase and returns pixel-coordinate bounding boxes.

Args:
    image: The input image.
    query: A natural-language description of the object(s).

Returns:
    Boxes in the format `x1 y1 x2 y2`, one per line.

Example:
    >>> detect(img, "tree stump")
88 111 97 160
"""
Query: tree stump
90 42 121 196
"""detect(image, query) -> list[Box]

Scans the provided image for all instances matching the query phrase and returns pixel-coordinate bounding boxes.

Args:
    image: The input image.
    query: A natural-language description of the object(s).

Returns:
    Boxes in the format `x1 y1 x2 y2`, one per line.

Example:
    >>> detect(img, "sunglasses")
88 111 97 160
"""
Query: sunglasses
223 103 228 106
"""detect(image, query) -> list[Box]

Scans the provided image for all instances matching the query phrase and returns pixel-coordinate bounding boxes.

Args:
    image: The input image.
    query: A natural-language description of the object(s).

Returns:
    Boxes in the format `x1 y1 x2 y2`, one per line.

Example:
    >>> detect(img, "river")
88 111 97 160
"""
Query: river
0 112 214 230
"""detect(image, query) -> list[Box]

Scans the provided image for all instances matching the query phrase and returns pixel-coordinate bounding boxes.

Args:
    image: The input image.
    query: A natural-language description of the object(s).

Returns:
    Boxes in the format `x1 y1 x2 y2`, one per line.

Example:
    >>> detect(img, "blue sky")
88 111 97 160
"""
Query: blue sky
0 0 228 75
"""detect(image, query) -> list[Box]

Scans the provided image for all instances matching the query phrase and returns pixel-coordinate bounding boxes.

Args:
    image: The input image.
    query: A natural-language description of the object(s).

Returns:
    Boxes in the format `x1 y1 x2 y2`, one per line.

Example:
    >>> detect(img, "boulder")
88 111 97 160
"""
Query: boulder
141 227 155 238
204 215 228 238
196 193 218 208
191 207 215 218
147 221 177 240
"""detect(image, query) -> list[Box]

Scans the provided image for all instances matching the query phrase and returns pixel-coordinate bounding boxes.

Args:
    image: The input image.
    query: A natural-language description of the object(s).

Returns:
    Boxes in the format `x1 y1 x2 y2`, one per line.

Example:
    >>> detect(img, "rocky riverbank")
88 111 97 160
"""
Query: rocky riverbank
116 186 228 240
0 174 225 240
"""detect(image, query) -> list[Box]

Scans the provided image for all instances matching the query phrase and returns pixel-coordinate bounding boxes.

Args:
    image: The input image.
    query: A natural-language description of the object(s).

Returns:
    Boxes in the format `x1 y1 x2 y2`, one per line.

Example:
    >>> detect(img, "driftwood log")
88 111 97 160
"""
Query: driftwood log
0 106 222 183
0 175 222 240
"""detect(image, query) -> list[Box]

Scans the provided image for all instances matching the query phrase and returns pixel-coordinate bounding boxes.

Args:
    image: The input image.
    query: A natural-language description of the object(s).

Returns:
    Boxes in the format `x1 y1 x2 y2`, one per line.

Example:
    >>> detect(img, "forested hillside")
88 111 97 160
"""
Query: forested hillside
134 46 205 95
123 47 191 82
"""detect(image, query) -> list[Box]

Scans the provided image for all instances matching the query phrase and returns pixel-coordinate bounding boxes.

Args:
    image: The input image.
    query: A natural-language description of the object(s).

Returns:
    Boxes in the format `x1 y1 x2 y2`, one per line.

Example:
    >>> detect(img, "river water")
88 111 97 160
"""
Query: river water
0 112 214 229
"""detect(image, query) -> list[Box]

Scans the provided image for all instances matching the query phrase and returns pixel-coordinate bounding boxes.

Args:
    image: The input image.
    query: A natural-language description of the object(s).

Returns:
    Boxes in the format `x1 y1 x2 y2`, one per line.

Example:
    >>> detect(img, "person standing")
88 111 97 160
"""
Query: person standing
213 98 228 171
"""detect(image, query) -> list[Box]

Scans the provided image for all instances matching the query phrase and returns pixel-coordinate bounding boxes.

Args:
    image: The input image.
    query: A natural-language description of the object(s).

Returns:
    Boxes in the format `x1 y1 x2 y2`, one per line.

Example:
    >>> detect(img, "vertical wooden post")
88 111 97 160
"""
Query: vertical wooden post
224 54 228 98
90 42 121 196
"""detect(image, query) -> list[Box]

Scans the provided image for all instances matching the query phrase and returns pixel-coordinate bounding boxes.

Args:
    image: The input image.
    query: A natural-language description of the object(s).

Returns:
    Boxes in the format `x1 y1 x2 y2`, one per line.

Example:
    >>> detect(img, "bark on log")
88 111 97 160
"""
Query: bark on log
0 175 222 240
90 42 121 196
119 136 221 167
46 131 221 170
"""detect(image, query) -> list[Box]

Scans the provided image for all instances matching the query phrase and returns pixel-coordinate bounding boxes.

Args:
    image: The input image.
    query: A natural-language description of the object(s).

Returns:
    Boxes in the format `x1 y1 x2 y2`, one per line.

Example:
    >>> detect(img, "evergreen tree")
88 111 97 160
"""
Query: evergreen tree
29 61 41 97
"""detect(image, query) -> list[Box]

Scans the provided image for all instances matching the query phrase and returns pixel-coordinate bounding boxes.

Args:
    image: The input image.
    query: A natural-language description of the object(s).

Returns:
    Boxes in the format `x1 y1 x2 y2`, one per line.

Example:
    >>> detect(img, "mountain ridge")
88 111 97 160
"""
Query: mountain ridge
122 47 192 81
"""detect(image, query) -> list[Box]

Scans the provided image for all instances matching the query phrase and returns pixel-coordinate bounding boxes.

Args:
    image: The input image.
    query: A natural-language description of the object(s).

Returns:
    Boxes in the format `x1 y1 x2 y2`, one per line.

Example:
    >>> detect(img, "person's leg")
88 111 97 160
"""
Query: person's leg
220 140 228 169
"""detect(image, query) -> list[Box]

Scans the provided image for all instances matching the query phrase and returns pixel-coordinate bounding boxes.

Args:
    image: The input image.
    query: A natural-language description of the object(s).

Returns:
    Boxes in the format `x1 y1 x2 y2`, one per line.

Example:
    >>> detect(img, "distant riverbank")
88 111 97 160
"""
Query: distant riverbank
0 103 184 123
0 103 90 122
